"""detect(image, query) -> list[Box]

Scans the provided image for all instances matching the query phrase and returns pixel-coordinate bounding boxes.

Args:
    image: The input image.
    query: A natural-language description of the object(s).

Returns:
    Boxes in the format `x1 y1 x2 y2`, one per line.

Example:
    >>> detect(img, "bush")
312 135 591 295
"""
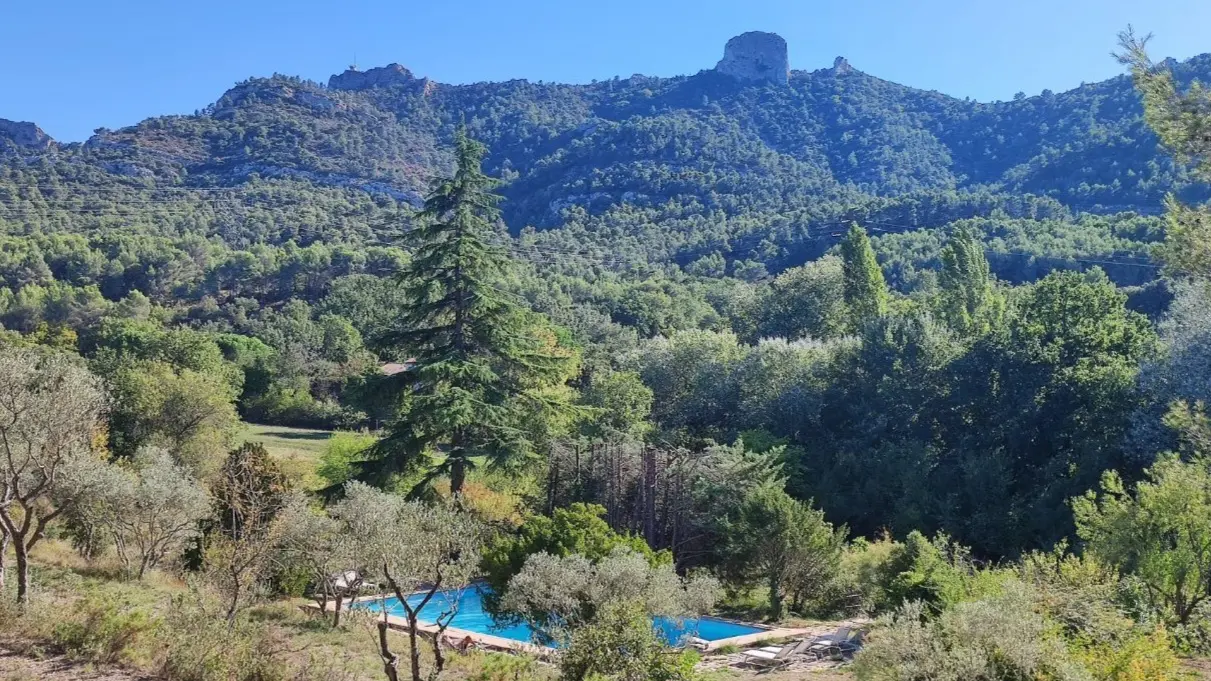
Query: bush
156 595 285 681
1075 626 1183 681
1173 601 1211 656
315 431 375 488
853 586 1089 681
559 601 697 681
50 593 156 665
481 503 668 599
245 387 346 429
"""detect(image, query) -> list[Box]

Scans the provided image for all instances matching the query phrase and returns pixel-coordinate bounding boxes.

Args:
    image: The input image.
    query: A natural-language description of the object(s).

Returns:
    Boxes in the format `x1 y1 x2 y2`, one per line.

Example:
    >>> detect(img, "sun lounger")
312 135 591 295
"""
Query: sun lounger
808 629 864 660
740 639 808 669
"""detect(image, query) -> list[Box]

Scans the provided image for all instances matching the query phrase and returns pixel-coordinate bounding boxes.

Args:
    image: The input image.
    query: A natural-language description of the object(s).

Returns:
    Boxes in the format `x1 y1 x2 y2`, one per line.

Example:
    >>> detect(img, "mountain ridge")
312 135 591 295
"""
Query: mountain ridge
1 33 1208 282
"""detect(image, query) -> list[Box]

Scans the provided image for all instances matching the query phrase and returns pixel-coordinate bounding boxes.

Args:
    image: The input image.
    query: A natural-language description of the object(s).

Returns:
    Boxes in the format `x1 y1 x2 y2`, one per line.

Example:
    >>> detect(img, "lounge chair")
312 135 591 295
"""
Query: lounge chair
808 629 865 661
740 639 808 670
803 626 854 660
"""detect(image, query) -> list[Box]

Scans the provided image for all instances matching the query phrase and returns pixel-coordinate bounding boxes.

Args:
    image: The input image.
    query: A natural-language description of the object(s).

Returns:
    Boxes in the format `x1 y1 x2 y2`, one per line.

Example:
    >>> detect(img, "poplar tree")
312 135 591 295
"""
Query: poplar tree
839 223 888 329
938 226 1003 336
362 128 576 496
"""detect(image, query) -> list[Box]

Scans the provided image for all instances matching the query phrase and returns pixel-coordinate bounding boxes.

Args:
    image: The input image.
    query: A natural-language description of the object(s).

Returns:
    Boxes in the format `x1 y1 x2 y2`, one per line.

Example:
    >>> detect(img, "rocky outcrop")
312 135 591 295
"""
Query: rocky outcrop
0 119 53 149
714 32 789 85
328 63 416 90
833 56 853 75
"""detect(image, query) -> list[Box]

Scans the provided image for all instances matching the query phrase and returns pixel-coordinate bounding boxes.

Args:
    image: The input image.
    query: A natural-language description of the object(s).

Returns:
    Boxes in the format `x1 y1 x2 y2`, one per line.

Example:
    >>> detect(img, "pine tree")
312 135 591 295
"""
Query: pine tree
839 223 888 328
361 128 577 496
1117 28 1211 279
938 226 1003 336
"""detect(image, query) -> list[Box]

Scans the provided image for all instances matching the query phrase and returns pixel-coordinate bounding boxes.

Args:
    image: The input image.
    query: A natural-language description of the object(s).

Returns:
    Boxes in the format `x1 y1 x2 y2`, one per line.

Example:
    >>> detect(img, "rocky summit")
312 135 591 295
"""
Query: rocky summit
714 31 789 85
328 63 416 90
0 118 53 149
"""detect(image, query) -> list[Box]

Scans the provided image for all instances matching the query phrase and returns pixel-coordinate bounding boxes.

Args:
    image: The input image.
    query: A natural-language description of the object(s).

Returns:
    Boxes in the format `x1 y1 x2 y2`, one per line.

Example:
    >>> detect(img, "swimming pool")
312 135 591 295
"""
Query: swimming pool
354 585 765 647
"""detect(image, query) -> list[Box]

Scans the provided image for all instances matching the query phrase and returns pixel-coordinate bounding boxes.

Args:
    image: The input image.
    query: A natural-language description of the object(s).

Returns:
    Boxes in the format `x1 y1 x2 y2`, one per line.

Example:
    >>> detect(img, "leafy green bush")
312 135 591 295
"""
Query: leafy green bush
315 431 376 488
559 601 697 681
1173 601 1211 655
481 503 668 599
1075 626 1183 681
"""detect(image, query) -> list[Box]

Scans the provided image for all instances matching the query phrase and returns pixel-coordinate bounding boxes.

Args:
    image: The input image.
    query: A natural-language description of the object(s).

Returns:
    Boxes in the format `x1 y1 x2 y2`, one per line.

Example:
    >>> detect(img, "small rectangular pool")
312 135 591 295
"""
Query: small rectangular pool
355 585 765 647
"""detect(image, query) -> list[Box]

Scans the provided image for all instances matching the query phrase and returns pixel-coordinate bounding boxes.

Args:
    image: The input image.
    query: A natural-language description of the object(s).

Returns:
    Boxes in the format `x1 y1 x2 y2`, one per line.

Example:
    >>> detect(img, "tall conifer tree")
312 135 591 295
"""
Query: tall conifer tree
361 128 576 496
1117 28 1211 279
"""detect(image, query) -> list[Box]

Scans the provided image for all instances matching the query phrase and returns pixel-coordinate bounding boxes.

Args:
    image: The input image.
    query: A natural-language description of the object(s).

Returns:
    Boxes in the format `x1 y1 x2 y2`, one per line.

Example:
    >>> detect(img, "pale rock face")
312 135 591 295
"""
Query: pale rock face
328 63 416 90
0 119 53 149
714 32 789 86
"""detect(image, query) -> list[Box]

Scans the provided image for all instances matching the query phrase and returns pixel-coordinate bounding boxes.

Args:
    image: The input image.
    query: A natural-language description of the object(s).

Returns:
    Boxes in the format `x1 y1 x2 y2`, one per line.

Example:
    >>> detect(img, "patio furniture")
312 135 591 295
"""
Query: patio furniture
739 639 807 670
803 626 854 660
809 629 865 661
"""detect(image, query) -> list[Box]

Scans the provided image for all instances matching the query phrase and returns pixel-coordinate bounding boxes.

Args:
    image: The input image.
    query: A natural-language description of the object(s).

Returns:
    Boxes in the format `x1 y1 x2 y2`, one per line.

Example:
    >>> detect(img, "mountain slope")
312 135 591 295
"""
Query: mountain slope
1 34 1205 273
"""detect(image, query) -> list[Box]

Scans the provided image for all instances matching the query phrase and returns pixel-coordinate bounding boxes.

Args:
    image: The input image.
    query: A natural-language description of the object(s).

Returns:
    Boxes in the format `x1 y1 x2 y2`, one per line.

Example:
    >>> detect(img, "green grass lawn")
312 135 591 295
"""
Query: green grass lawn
239 422 335 487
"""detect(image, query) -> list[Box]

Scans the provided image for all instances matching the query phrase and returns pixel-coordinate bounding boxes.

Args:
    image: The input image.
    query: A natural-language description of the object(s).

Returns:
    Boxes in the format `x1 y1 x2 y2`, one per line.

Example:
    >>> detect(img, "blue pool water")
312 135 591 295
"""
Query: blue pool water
356 586 764 646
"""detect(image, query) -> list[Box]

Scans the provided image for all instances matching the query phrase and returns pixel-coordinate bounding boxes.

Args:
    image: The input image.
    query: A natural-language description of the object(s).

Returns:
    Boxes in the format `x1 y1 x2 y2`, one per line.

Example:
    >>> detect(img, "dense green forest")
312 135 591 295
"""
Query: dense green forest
3 30 1211 681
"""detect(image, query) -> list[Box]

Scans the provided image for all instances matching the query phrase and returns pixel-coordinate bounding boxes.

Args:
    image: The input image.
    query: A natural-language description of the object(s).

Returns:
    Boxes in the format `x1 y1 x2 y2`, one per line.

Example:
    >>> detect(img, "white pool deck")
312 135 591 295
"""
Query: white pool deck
306 594 811 655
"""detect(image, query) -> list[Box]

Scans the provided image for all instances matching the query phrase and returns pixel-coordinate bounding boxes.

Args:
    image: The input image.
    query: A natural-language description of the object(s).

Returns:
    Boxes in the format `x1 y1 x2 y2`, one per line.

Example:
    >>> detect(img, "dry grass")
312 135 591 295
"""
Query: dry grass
4 539 556 681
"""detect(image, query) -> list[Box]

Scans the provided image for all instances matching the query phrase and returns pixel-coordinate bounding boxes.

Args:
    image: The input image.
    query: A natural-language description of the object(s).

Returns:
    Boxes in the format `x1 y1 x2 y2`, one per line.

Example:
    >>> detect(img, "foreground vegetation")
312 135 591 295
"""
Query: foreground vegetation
1 28 1211 681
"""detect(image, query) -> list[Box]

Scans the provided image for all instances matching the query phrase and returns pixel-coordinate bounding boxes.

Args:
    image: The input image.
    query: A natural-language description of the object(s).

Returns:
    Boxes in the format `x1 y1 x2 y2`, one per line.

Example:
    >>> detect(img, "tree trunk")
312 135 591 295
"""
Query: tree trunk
449 459 466 498
407 614 423 681
642 446 657 547
429 626 448 677
449 430 466 497
768 571 784 621
378 620 401 681
333 592 344 627
0 529 8 591
14 539 28 606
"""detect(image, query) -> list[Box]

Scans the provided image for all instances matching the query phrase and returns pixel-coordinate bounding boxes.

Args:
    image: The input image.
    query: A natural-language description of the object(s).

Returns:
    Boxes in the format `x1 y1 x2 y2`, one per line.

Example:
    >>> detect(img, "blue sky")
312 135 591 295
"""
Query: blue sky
4 0 1211 142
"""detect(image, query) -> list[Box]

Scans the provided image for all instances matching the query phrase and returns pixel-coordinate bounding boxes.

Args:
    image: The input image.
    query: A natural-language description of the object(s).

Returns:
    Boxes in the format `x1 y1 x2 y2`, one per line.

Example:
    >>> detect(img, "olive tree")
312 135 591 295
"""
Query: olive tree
0 348 107 604
499 548 719 645
277 493 360 626
94 449 211 579
335 482 485 681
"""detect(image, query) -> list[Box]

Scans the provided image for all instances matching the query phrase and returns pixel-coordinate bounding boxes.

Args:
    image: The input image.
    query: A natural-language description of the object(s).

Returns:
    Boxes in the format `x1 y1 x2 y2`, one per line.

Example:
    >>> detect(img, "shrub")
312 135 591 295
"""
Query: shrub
481 503 668 599
1173 601 1211 656
1075 626 1183 681
245 387 345 429
852 586 1089 681
315 431 375 488
50 593 156 665
559 601 697 681
156 595 285 681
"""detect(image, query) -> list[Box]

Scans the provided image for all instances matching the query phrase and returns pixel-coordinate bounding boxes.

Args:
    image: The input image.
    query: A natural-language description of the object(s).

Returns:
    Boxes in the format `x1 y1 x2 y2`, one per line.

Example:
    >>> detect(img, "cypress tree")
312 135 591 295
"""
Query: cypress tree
360 128 576 496
839 223 888 328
